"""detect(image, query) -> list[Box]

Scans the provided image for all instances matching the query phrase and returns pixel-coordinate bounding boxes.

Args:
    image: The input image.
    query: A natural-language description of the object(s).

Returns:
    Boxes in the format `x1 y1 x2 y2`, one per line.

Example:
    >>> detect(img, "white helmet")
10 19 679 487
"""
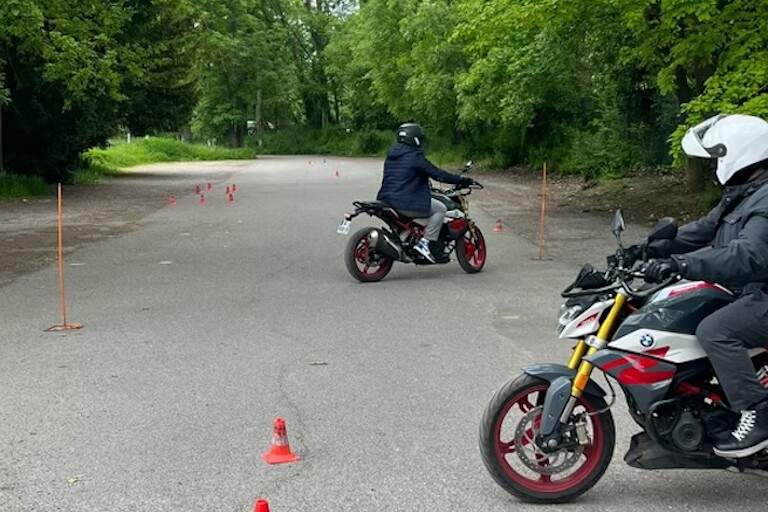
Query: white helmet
681 114 768 185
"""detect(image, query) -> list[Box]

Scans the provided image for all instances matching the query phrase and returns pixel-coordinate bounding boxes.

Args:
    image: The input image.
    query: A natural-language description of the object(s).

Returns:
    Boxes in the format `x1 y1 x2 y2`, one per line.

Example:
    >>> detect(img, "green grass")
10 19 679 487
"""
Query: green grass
74 137 259 184
0 173 51 201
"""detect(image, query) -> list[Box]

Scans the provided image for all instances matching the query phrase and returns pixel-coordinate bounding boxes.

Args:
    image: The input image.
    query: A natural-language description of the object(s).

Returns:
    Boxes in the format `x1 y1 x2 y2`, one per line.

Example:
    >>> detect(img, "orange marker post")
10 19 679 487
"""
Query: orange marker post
46 184 83 332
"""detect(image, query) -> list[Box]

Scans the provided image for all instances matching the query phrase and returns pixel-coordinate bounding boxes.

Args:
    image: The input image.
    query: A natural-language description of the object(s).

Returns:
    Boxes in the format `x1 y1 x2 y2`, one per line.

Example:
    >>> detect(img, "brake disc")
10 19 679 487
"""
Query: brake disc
513 406 585 475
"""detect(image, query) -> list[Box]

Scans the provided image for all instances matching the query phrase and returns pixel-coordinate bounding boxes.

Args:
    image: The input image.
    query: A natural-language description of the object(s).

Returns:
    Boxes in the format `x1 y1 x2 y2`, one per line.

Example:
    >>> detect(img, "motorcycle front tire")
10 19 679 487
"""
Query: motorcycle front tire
479 373 615 503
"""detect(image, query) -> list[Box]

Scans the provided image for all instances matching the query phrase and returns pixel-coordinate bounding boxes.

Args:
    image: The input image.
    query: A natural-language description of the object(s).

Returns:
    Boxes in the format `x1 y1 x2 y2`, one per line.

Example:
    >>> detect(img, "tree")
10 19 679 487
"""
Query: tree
611 0 768 188
1 0 129 180
192 0 299 146
121 0 199 136
1 0 207 180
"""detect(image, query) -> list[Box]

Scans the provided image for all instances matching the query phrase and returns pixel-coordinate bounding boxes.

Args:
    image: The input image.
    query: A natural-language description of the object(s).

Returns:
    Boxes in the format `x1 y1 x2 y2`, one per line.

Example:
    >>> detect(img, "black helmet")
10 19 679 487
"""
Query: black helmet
396 123 426 147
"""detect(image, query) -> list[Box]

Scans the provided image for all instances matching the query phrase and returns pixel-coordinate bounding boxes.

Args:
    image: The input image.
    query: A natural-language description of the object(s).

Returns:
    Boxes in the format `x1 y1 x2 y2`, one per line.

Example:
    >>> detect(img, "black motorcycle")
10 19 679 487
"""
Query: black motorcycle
337 162 486 282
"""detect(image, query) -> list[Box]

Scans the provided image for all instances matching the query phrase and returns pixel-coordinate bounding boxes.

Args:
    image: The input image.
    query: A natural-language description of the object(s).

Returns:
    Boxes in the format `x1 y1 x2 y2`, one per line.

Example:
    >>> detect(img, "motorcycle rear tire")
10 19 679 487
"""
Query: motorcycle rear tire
344 227 394 282
479 373 615 503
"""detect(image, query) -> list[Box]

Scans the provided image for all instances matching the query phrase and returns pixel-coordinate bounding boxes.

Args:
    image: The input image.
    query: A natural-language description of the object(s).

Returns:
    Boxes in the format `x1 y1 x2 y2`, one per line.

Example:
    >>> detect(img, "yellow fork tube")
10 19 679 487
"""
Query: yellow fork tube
570 293 627 397
566 340 588 370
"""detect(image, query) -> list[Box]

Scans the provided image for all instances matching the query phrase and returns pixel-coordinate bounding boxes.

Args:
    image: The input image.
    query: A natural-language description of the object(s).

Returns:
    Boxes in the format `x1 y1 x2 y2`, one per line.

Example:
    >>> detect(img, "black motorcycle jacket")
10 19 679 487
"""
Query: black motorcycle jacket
668 171 768 293
376 143 464 213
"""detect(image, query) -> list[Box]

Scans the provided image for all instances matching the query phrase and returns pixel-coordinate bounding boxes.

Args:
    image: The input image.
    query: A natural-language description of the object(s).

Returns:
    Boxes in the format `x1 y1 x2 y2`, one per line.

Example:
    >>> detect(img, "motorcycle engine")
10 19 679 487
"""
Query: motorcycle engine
671 409 704 452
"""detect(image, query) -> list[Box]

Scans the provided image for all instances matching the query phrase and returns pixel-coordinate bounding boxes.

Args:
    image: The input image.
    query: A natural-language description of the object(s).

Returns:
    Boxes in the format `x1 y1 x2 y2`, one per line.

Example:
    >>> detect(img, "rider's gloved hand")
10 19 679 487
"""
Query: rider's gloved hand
627 243 645 261
460 177 475 187
629 240 672 261
644 258 679 283
646 239 673 259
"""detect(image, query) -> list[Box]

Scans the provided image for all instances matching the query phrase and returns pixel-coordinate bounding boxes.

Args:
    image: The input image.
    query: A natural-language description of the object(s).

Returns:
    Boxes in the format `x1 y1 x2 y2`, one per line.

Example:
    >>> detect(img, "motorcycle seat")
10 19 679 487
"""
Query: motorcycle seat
356 201 421 221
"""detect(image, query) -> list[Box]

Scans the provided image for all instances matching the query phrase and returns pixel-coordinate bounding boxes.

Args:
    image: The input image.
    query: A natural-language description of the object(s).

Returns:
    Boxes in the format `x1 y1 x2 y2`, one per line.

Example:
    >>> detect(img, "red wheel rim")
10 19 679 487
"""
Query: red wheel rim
492 385 605 494
353 235 392 279
463 229 486 269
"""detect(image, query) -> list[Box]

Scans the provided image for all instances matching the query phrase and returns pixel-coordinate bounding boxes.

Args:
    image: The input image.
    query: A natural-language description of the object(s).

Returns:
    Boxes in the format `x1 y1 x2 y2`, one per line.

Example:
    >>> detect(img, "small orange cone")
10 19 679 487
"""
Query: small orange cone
232 184 237 193
207 182 213 191
334 170 340 179
225 185 231 194
195 184 201 194
227 193 234 204
199 194 205 206
254 498 270 512
261 418 300 464
169 195 176 206
494 218 503 232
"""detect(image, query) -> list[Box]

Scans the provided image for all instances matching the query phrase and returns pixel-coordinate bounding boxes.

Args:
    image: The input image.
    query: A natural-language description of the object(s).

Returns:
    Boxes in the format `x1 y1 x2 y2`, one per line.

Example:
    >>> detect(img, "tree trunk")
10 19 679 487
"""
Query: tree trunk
236 122 245 148
685 157 706 192
332 86 340 125
180 124 192 143
0 106 3 172
229 123 238 148
255 88 263 146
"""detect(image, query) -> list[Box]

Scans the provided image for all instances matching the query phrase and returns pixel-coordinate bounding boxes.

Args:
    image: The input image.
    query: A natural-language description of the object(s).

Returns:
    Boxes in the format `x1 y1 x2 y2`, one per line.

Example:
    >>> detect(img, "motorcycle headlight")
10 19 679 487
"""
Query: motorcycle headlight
556 304 584 335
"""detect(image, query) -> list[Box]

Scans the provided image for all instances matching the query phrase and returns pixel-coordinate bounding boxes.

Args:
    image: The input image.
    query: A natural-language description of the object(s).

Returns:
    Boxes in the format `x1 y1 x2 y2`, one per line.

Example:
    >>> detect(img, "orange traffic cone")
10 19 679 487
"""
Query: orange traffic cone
232 184 237 193
227 193 234 204
225 185 231 194
207 182 213 191
199 194 205 206
195 184 201 194
169 195 176 206
261 418 300 464
254 498 270 512
334 170 340 179
494 218 503 232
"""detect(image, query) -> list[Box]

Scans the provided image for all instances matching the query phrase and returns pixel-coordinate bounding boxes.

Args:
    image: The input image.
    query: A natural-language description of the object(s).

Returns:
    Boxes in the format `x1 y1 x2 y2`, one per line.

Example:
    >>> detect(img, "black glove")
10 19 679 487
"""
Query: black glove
626 243 645 261
460 177 475 187
644 258 679 283
646 239 673 259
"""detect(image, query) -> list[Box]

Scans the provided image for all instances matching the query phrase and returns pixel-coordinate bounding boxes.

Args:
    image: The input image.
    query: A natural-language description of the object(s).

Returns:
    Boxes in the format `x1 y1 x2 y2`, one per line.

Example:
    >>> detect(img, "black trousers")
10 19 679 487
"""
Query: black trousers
696 290 768 411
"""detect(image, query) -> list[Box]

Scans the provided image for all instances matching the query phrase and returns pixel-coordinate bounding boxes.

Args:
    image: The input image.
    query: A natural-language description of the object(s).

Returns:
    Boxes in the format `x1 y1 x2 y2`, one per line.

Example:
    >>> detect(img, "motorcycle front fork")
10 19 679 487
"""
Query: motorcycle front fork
553 293 627 429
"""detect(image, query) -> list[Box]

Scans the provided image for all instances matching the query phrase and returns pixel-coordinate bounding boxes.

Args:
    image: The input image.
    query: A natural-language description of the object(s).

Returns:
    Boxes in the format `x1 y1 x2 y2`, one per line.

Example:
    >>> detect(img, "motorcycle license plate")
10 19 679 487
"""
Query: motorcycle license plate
337 219 351 235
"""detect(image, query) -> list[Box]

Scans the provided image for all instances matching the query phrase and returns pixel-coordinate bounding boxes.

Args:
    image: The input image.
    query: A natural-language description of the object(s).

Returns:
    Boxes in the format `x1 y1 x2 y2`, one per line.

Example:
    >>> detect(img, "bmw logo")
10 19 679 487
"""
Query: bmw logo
640 334 655 348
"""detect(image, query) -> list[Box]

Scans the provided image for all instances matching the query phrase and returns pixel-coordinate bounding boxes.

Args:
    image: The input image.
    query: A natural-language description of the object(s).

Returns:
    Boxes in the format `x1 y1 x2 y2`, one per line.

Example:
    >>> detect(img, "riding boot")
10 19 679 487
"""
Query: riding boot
429 240 449 263
714 404 768 458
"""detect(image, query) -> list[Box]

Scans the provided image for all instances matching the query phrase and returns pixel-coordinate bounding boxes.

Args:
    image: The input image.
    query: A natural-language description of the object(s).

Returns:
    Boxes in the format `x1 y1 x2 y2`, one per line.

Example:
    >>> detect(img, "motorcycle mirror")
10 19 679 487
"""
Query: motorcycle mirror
648 217 678 240
611 209 626 238
463 160 473 171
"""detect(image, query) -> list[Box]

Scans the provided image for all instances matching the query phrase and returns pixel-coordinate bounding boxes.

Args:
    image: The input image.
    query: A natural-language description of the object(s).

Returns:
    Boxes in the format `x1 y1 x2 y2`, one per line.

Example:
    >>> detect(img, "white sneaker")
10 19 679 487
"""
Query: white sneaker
414 238 436 263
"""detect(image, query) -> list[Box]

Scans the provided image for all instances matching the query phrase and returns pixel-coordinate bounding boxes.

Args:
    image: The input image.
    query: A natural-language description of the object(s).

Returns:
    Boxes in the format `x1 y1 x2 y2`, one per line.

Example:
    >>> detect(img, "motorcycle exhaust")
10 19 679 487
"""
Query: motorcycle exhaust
368 229 402 260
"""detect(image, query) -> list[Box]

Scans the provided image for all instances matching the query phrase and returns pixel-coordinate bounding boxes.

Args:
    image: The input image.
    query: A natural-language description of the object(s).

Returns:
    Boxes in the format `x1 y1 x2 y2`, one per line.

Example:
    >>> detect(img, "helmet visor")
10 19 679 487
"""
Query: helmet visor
682 115 729 158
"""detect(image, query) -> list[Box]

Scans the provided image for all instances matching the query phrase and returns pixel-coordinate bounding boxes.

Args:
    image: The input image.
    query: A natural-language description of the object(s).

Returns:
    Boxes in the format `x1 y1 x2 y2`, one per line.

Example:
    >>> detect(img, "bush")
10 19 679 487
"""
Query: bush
73 137 258 183
354 130 390 154
0 173 51 200
84 137 257 169
255 126 392 157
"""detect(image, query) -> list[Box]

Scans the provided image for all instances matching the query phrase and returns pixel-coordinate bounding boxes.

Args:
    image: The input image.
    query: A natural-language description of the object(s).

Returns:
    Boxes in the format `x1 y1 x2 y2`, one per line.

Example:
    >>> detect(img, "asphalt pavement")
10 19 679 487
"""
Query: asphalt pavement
1 156 766 511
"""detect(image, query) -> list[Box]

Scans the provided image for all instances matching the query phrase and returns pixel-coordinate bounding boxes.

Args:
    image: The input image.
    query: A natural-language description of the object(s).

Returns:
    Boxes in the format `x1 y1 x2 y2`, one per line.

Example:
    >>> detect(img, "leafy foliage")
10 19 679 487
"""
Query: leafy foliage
2 0 767 185
79 137 258 178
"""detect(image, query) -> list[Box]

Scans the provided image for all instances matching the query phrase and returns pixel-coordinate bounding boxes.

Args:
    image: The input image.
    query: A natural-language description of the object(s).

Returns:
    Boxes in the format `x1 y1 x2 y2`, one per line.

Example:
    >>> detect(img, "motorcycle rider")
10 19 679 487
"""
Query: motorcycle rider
376 122 474 263
643 113 768 458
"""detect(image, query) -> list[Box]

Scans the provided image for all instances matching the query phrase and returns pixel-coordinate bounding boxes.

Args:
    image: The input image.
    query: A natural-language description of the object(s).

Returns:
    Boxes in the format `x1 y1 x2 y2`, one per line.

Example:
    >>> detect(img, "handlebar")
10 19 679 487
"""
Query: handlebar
434 181 484 194
620 274 681 298
561 267 681 299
